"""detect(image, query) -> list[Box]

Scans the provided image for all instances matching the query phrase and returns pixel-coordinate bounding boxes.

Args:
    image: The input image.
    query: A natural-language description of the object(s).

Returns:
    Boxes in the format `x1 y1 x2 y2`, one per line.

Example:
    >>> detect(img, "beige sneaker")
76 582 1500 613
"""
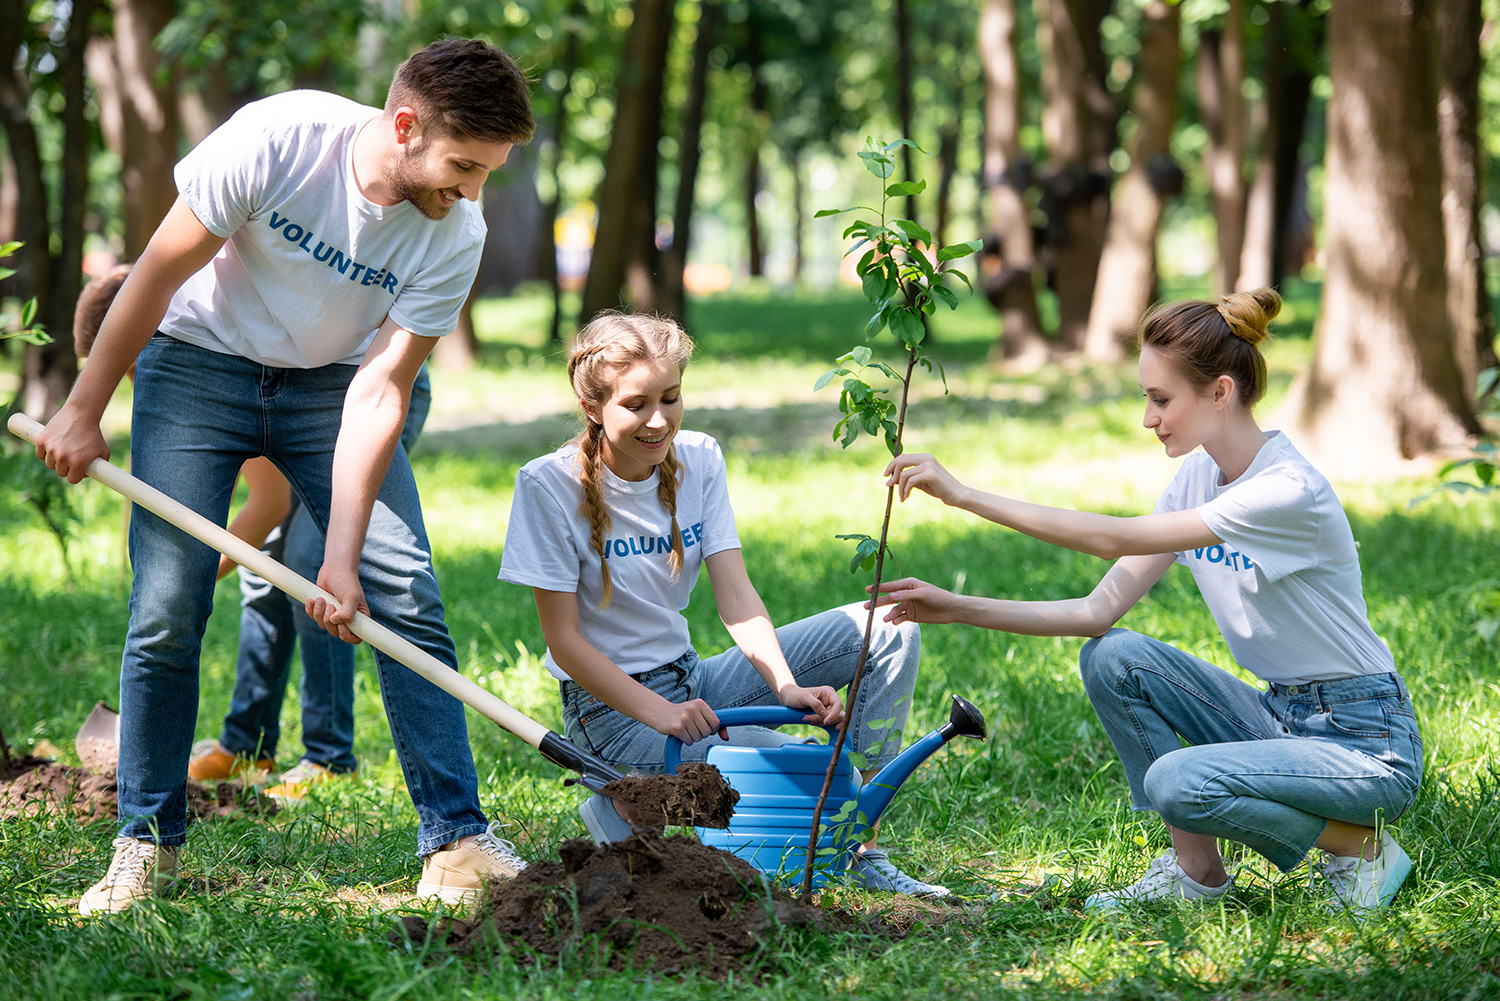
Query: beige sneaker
265 760 351 804
416 821 527 905
78 837 180 916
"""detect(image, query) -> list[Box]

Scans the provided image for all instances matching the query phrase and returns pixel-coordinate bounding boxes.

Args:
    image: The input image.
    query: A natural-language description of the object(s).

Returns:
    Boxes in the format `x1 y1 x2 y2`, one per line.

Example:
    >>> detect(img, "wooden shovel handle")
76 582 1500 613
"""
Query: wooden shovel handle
7 412 551 750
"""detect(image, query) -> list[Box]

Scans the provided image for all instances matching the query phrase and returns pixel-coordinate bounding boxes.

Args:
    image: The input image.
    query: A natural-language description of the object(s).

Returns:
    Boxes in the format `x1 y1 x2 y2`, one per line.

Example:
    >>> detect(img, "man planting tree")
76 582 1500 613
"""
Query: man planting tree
35 38 535 915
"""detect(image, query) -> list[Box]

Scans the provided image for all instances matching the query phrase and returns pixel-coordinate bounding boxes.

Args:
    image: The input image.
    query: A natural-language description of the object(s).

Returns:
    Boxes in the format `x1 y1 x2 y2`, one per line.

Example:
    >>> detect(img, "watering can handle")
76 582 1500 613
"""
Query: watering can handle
663 705 839 773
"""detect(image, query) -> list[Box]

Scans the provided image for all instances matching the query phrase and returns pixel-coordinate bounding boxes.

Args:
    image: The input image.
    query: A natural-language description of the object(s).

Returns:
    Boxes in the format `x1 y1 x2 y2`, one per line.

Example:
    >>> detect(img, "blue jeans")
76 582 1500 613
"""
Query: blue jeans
121 337 484 854
219 368 431 774
560 603 922 774
1079 628 1424 871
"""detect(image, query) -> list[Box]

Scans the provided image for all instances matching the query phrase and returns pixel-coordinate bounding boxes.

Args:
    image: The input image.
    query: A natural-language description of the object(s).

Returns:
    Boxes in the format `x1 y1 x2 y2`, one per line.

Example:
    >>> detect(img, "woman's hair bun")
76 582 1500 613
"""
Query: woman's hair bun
1215 287 1281 346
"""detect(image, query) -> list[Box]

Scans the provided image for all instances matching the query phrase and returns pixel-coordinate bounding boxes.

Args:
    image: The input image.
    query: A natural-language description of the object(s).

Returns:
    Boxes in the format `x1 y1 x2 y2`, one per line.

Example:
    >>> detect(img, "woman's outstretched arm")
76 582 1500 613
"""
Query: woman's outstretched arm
871 552 1177 638
886 453 1220 560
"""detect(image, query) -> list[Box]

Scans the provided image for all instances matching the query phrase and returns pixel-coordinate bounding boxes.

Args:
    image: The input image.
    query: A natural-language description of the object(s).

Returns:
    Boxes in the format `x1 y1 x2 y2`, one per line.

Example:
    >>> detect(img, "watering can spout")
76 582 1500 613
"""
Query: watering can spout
856 695 987 828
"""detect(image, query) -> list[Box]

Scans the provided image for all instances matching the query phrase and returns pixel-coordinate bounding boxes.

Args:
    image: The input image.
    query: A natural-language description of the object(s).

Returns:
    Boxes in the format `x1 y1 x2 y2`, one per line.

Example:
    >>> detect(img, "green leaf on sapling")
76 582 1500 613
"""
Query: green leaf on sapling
861 268 897 306
813 366 852 392
937 238 984 262
886 179 926 198
889 308 925 347
894 219 933 246
847 345 873 367
882 138 927 155
858 150 894 179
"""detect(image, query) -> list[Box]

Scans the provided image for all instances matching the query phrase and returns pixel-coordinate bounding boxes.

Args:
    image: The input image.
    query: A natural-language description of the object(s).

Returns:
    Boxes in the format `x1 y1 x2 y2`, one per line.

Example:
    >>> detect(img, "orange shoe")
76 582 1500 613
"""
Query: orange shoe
187 740 274 781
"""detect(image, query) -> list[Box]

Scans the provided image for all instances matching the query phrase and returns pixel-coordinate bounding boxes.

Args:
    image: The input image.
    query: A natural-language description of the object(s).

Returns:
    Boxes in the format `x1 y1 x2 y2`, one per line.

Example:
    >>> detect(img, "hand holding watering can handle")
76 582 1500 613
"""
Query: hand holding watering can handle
663 705 840 772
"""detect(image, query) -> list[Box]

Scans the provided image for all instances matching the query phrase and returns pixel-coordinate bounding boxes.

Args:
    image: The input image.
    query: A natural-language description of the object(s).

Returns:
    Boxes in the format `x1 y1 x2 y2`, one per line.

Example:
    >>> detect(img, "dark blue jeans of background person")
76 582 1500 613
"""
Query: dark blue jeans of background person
120 337 484 853
218 367 431 775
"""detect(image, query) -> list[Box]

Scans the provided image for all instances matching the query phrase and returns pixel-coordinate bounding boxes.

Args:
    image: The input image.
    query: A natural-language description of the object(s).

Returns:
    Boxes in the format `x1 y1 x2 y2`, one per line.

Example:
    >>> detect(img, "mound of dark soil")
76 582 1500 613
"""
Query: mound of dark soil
600 762 740 828
395 831 864 980
0 755 278 824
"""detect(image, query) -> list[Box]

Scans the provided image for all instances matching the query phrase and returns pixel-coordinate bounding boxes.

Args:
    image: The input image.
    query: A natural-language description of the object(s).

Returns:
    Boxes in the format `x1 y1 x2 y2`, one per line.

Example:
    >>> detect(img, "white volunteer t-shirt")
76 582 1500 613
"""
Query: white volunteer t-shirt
164 90 485 367
499 430 742 680
1154 431 1396 685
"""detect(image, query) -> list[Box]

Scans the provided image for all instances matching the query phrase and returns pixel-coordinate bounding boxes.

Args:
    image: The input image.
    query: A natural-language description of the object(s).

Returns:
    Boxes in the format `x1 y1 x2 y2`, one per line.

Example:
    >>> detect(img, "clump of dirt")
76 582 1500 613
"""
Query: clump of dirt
0 755 278 825
394 831 871 980
0 756 119 824
601 762 740 829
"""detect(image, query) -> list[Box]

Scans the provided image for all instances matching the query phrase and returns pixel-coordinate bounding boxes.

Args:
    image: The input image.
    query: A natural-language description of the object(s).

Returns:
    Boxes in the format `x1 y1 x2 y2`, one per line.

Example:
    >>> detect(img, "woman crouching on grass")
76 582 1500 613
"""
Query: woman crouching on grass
873 288 1422 913
498 311 946 896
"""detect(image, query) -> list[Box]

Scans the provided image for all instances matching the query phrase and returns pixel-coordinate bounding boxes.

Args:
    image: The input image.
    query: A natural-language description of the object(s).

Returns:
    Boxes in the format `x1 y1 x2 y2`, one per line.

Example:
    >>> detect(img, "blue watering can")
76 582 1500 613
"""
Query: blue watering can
664 694 986 886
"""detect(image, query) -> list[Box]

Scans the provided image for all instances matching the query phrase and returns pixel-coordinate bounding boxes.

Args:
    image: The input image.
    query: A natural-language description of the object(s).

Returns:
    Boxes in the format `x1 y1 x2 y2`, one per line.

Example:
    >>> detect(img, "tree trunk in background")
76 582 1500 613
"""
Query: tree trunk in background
1036 0 1114 352
894 0 918 224
657 0 717 322
580 0 675 323
1237 0 1316 291
1 0 89 419
542 0 585 343
1198 0 1247 295
935 115 960 251
1083 0 1180 361
1436 0 1499 392
86 0 179 261
980 0 1047 366
30 0 92 415
433 281 482 370
1282 0 1479 474
742 24 767 280
789 149 805 285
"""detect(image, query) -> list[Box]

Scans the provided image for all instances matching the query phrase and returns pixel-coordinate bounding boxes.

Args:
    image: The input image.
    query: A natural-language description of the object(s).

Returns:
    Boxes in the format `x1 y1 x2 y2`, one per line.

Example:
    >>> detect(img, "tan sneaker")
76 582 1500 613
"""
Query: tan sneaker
417 821 527 905
188 740 274 781
78 837 180 916
264 760 352 804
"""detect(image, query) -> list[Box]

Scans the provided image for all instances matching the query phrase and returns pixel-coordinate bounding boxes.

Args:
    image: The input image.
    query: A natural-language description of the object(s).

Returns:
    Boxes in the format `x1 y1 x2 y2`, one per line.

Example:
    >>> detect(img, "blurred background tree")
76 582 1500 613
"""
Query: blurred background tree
1 0 1497 470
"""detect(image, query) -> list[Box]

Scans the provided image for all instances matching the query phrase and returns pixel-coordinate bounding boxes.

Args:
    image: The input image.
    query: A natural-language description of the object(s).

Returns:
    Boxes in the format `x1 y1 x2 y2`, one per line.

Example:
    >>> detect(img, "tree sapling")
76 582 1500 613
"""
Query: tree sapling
797 137 981 899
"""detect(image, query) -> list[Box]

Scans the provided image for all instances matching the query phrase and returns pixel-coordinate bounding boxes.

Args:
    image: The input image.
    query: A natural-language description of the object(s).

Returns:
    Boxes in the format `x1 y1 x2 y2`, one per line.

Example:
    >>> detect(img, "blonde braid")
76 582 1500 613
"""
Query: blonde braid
566 310 696 607
656 444 686 580
574 424 615 609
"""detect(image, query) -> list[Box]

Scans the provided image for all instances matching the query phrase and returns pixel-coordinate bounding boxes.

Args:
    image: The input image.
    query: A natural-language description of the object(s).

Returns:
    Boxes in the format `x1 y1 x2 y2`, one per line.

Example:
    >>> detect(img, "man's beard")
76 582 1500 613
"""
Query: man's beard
385 143 451 220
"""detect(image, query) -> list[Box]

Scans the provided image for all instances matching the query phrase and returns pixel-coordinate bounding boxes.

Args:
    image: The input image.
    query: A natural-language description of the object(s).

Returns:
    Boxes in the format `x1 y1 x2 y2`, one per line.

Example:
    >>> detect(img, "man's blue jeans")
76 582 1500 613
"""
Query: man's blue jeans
1079 628 1423 871
219 368 431 775
121 336 485 854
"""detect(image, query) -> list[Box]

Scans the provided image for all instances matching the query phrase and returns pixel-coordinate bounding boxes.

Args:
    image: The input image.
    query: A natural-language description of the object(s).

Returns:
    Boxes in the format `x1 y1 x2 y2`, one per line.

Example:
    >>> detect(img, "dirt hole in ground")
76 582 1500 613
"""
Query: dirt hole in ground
393 831 887 981
0 751 279 825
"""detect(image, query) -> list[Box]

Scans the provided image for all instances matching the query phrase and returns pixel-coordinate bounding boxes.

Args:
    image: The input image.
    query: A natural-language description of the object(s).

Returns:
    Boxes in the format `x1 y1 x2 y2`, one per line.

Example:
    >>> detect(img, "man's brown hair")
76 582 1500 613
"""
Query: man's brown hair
74 264 131 358
386 38 535 145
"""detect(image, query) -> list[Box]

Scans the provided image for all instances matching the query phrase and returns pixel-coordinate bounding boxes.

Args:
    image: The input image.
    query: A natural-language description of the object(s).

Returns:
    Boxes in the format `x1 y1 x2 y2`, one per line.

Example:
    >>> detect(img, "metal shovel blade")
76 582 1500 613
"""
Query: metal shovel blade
75 702 121 771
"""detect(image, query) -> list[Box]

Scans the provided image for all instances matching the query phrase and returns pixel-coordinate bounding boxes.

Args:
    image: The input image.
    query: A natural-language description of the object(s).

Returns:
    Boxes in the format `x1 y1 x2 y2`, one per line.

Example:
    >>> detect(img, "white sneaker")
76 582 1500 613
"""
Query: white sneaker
843 848 951 898
1318 830 1412 913
416 821 527 905
78 837 180 916
1085 851 1233 911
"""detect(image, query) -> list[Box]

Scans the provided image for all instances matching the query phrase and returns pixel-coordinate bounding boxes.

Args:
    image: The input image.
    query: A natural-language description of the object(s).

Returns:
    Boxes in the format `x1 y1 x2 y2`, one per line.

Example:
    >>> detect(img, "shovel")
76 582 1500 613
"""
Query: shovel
9 413 625 793
75 701 121 771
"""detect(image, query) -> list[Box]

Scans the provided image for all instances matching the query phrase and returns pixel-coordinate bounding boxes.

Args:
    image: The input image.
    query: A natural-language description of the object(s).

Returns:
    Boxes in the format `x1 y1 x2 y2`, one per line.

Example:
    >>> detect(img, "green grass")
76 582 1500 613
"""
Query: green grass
2 284 1499 999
